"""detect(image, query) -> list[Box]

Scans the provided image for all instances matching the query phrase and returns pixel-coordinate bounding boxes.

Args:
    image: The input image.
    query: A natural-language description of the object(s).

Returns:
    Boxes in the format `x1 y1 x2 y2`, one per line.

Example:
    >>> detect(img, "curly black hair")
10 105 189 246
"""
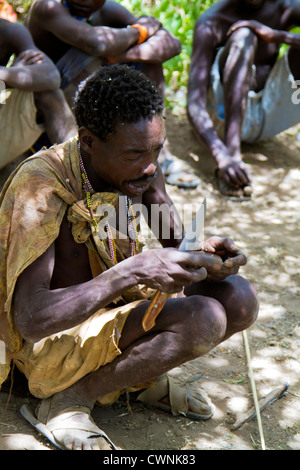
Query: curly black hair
73 64 164 140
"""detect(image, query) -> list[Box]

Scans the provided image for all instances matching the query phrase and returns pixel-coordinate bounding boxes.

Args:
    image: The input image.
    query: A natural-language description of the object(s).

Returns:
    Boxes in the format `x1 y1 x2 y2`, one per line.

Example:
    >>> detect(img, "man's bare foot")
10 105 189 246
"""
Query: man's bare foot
30 392 117 450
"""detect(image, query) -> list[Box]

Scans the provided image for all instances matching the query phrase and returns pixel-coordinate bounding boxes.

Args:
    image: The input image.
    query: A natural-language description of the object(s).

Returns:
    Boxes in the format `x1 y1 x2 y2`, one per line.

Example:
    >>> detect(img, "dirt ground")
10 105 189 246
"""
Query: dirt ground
0 109 299 451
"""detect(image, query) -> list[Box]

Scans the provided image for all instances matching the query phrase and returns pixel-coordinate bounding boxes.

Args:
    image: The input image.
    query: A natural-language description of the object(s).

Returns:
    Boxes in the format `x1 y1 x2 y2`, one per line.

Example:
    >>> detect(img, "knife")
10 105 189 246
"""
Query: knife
142 199 206 331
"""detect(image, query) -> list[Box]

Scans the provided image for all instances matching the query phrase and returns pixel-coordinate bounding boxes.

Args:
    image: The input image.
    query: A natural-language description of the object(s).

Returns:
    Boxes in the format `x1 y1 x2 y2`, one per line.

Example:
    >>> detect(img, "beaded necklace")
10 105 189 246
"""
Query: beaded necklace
78 143 139 264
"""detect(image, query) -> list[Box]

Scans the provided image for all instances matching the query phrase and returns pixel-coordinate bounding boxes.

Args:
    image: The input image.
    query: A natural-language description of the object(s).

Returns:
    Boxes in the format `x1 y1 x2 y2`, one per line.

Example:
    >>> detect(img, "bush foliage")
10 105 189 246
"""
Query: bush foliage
120 0 214 90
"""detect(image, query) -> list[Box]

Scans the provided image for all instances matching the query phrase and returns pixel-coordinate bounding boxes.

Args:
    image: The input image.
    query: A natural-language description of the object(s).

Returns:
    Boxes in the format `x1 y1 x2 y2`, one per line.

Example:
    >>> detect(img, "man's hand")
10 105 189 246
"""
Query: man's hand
13 49 44 67
218 153 252 188
135 15 162 39
136 248 224 294
228 20 280 43
196 236 247 281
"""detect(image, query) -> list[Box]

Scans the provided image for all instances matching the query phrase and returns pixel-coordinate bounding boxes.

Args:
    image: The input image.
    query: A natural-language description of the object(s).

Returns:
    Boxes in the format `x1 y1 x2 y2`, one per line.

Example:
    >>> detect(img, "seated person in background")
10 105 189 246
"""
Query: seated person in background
187 0 300 199
0 65 258 450
25 0 199 188
0 18 77 170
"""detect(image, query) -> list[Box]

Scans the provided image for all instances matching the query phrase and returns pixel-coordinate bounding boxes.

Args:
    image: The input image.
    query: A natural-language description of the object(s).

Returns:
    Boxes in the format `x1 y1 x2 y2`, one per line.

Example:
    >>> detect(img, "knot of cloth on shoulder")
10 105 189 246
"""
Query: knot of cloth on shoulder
67 191 119 244
67 191 153 304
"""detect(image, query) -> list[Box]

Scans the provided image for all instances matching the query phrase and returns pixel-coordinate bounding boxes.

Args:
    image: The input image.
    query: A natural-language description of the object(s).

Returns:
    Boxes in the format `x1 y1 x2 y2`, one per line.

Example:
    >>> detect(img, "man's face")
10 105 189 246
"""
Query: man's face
65 0 105 18
88 115 166 197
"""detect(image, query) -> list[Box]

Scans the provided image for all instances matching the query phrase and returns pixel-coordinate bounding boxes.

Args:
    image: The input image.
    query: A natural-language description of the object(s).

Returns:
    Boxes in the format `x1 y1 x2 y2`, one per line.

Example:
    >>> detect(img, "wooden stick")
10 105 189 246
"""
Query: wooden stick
232 382 289 430
242 329 266 450
142 291 170 332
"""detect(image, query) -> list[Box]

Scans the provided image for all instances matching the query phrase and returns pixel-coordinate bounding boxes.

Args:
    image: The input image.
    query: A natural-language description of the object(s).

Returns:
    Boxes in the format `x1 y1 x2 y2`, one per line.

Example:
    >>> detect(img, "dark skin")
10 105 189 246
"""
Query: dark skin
0 19 76 146
25 0 182 166
13 115 258 449
25 0 181 95
187 0 300 196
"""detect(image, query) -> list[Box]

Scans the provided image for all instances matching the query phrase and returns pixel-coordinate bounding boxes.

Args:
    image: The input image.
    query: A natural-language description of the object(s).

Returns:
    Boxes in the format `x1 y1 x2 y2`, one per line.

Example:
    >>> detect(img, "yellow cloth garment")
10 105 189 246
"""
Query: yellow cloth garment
0 137 152 398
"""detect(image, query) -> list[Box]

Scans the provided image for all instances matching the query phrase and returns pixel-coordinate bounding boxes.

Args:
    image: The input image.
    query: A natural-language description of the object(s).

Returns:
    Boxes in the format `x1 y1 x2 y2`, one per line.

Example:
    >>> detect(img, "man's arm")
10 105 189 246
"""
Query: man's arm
28 0 159 58
0 22 60 91
228 20 300 48
187 20 230 165
112 26 181 64
142 165 184 248
13 233 221 343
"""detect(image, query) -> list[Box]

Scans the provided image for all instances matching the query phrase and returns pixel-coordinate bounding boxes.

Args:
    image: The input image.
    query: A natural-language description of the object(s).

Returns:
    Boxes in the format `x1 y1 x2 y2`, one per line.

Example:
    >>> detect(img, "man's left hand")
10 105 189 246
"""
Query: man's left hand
13 49 44 67
196 236 247 280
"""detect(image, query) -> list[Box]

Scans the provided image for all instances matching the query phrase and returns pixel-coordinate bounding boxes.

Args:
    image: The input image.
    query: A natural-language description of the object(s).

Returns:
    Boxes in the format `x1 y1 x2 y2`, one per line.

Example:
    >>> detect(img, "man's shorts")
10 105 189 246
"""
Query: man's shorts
0 89 44 169
210 50 300 143
14 299 146 404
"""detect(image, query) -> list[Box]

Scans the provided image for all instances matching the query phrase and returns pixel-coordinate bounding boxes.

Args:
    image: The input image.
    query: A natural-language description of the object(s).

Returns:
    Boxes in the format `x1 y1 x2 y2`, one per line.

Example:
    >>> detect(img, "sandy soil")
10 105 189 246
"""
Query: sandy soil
0 110 299 451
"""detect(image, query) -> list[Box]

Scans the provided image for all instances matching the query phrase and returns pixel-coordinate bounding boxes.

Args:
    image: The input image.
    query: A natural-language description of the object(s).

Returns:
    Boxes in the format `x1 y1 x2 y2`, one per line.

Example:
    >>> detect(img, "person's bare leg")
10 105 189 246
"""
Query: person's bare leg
46 295 228 411
34 89 77 143
37 275 257 449
184 274 259 341
217 27 258 196
220 27 258 160
36 294 227 449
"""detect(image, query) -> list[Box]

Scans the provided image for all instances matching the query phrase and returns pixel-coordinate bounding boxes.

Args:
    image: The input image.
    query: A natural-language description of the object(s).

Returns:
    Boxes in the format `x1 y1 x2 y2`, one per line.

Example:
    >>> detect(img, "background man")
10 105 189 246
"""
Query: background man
0 65 258 450
25 0 199 188
188 0 300 198
0 18 76 169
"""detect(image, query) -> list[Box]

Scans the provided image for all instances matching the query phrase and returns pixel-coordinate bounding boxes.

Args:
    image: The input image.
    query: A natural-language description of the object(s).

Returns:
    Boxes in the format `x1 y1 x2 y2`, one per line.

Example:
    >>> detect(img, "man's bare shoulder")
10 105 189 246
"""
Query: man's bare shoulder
0 19 35 52
28 0 68 20
194 13 228 46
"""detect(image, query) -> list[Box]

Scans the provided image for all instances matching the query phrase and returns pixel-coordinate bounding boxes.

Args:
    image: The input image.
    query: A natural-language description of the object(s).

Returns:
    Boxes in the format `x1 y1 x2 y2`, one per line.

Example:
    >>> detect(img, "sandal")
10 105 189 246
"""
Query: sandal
137 371 215 420
160 157 200 189
21 398 117 450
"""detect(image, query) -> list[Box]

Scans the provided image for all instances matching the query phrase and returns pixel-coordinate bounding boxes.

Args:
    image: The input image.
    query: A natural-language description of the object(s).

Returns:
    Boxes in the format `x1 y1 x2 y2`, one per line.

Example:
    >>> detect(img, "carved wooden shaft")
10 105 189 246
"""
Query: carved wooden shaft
142 291 170 332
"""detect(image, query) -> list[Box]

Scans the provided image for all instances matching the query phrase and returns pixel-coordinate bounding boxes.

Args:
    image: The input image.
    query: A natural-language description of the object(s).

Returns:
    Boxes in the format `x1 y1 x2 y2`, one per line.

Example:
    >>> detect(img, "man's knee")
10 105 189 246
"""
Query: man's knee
225 275 259 331
219 27 258 83
227 27 258 51
182 295 227 355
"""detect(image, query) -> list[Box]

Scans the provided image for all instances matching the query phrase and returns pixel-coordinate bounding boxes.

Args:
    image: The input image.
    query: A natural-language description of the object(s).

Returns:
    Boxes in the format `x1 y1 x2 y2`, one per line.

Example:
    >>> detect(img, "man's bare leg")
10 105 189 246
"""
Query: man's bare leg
220 27 258 158
217 27 258 196
37 275 258 449
34 89 77 144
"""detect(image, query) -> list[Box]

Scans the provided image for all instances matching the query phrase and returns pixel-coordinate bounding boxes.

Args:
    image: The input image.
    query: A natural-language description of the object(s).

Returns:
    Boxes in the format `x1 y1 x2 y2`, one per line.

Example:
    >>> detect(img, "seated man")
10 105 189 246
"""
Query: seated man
0 18 77 170
25 0 199 188
0 65 258 450
187 0 300 199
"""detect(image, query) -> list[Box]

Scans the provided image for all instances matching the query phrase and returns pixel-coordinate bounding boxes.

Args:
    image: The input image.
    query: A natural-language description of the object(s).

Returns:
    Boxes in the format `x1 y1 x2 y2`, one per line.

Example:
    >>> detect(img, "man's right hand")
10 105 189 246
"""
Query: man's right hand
217 154 252 189
135 248 224 294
